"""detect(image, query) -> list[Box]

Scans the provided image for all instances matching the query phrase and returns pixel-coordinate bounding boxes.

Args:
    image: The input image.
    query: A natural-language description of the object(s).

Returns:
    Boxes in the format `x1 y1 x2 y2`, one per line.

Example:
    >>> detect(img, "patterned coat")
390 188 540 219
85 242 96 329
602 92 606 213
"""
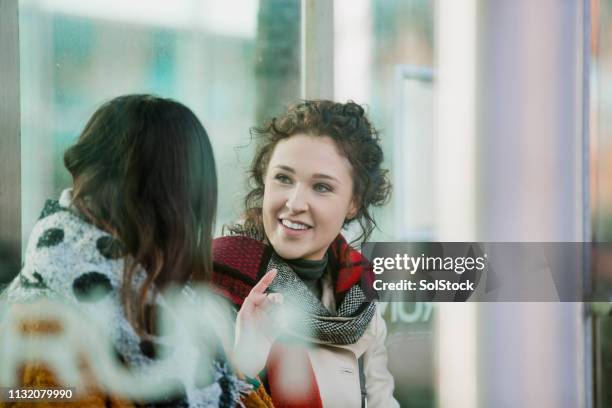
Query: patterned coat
0 189 258 408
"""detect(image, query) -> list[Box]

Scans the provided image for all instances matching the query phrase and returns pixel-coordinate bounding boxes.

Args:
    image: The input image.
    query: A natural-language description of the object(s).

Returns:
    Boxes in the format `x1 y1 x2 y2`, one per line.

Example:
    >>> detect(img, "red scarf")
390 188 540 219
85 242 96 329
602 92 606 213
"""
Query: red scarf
211 234 372 407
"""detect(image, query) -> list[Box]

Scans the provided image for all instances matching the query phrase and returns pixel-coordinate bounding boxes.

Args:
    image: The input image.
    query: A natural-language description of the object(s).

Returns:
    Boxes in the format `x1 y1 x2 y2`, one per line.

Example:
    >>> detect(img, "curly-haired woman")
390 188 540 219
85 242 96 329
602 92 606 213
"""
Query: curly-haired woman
212 100 399 407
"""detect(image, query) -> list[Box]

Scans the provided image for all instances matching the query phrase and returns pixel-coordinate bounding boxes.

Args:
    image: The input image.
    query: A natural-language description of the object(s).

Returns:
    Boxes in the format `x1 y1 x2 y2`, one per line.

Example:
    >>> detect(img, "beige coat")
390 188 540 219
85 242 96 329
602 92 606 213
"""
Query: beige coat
304 270 399 408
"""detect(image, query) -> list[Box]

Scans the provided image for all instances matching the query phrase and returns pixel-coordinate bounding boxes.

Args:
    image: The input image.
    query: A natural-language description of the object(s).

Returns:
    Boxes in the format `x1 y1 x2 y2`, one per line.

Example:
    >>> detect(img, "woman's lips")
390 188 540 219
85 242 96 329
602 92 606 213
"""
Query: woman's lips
278 219 312 237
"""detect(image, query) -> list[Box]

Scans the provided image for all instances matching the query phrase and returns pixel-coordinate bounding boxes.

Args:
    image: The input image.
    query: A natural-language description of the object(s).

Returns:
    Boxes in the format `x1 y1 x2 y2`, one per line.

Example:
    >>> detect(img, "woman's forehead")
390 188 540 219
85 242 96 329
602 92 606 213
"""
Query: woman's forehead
269 134 353 179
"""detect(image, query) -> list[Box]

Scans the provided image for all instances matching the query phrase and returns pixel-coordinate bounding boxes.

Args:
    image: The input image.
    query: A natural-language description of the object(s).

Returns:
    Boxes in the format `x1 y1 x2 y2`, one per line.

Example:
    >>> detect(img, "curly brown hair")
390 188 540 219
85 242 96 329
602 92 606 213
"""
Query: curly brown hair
232 100 391 245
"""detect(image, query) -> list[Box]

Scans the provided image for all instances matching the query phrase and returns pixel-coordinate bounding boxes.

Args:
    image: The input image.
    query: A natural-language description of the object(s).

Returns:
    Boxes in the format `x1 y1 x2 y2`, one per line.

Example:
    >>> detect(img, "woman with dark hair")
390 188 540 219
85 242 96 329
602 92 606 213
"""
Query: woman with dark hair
1 95 270 407
212 100 399 407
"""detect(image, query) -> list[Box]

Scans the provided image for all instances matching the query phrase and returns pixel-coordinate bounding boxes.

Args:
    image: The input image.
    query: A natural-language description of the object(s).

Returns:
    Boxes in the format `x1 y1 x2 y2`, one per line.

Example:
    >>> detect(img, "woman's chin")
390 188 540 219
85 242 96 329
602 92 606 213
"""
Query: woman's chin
272 245 305 260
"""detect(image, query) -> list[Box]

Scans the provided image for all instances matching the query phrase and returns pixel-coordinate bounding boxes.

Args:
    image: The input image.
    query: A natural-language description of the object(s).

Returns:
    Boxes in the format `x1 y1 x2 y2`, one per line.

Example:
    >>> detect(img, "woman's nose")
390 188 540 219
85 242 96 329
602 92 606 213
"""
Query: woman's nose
285 185 308 213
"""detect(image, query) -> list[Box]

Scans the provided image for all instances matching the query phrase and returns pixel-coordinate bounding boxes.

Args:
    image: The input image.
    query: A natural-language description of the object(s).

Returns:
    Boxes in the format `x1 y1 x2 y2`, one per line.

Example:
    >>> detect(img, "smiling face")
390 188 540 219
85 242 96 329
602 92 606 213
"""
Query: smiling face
262 134 358 260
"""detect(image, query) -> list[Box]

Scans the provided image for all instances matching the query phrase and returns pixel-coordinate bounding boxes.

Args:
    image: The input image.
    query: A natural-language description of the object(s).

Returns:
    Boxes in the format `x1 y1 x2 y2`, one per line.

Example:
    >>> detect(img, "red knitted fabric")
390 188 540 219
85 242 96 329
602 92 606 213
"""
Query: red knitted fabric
331 235 374 293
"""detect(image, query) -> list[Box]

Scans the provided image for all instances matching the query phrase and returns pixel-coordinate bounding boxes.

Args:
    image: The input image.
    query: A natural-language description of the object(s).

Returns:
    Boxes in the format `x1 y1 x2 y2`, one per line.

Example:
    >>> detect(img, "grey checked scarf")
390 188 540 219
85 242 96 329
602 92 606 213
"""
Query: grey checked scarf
267 253 376 345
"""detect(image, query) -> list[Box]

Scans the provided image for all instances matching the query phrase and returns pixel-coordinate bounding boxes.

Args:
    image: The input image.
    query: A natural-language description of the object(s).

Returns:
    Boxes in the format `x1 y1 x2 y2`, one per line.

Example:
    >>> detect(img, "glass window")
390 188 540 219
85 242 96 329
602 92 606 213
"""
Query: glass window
592 1 612 406
334 1 435 406
19 0 301 248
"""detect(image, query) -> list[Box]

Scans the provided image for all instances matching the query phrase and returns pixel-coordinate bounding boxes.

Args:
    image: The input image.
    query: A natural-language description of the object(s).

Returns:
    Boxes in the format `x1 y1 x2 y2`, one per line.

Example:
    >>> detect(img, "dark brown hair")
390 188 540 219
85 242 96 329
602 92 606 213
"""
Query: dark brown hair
64 94 217 336
233 100 391 244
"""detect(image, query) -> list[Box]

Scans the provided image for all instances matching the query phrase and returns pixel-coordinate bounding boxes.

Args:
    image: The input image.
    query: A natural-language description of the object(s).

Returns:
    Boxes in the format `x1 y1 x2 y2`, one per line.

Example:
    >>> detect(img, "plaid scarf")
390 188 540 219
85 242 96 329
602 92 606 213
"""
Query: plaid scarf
211 234 376 407
211 235 375 342
266 252 375 345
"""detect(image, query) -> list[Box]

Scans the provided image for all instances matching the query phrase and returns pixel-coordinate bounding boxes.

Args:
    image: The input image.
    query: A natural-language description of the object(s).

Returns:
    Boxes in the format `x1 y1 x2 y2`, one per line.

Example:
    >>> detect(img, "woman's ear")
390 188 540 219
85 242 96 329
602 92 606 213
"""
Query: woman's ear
346 199 359 220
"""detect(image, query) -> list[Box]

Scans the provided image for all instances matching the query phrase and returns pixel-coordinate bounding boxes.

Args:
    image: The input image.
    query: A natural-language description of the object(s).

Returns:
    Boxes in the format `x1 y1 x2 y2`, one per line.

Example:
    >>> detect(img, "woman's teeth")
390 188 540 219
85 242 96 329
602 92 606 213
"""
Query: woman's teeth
281 219 309 230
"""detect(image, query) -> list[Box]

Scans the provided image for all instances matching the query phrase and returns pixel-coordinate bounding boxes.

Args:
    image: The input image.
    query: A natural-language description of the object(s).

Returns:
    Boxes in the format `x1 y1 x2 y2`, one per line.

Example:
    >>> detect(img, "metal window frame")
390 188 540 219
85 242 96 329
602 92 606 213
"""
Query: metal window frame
0 0 21 284
393 65 435 241
582 0 593 406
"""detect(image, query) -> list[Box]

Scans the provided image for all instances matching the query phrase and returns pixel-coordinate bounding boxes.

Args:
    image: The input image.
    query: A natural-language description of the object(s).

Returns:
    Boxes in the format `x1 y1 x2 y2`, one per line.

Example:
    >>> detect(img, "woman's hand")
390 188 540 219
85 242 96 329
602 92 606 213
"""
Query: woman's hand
234 269 283 377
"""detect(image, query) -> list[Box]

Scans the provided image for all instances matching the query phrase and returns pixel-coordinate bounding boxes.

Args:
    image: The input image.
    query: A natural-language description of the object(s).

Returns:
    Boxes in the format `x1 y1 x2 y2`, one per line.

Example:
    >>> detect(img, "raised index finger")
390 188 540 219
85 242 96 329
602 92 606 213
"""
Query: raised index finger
251 269 278 295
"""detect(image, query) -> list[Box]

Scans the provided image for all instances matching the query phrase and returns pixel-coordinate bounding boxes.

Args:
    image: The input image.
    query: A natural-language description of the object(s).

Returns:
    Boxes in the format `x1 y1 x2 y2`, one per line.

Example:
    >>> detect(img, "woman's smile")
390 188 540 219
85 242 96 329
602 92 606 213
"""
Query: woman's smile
279 218 312 233
276 216 314 241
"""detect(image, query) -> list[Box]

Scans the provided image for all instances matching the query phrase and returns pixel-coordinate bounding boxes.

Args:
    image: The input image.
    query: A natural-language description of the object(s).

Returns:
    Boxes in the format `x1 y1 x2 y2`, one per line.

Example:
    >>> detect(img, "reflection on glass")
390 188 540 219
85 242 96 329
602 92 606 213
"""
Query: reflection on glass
19 0 301 253
593 1 612 407
334 1 435 406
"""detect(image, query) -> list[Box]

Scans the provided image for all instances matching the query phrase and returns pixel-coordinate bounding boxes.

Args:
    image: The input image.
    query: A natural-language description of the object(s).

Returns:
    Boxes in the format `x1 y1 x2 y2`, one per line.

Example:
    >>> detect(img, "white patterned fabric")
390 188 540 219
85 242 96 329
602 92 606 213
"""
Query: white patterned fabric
2 189 248 408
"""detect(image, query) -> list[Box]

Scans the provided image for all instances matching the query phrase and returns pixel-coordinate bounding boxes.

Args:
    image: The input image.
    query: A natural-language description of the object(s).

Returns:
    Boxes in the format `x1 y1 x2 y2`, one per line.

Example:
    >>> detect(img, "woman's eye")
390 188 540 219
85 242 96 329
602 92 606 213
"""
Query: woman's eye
313 183 332 193
275 174 292 184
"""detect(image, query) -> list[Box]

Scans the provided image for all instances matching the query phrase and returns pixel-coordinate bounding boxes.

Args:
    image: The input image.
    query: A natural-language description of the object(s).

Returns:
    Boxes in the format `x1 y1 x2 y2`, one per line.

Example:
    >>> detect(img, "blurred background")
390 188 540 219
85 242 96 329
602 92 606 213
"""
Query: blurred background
2 0 612 406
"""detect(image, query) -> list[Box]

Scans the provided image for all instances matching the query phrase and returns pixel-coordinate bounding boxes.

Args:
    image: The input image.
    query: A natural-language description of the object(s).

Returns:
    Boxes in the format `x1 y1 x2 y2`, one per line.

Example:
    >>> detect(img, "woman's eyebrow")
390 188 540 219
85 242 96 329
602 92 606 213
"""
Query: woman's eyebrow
274 164 295 173
313 173 339 183
274 164 339 183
